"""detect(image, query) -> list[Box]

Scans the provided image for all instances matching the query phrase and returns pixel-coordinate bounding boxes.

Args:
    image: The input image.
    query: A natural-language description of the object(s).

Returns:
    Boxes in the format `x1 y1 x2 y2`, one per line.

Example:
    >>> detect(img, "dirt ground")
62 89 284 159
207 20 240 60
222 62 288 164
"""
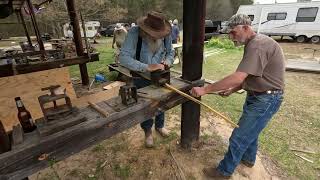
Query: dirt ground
274 38 320 61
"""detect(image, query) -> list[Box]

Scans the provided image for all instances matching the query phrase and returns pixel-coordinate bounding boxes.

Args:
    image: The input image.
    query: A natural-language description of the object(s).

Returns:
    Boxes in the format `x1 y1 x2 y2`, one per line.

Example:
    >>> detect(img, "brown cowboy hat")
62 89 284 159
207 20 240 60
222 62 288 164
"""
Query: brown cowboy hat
137 11 172 39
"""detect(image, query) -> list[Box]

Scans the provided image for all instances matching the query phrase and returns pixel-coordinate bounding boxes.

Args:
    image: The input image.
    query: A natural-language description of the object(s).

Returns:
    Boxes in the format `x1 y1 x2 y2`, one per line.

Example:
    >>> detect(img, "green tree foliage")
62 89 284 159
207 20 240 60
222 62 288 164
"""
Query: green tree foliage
0 0 253 38
206 0 253 21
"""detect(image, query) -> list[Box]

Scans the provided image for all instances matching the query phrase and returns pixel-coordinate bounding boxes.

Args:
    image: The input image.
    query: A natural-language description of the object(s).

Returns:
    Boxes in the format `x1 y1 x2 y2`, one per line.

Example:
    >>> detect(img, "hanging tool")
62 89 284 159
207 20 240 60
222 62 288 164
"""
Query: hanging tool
164 83 238 128
119 85 138 106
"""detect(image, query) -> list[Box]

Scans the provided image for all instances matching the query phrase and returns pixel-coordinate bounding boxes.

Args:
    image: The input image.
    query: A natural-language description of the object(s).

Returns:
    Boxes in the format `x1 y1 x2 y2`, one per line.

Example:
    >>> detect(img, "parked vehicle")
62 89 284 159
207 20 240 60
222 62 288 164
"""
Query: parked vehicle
99 24 116 37
236 2 320 43
63 21 100 38
205 20 221 40
99 23 130 37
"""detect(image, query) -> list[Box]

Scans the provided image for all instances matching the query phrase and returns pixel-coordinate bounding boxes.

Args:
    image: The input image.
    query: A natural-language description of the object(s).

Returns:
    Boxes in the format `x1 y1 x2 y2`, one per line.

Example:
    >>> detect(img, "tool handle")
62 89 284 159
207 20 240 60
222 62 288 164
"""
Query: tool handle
164 83 239 128
88 101 109 117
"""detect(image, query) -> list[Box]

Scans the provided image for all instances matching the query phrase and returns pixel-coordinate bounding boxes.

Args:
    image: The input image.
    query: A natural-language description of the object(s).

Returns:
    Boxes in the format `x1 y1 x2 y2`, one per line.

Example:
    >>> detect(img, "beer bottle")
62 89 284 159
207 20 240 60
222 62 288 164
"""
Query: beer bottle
0 120 11 153
15 97 37 133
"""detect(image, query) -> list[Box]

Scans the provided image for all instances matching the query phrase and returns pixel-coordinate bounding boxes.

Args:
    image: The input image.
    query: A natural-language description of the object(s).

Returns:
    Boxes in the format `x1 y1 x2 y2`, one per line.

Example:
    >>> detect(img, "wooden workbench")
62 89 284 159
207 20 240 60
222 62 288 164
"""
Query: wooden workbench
0 77 203 180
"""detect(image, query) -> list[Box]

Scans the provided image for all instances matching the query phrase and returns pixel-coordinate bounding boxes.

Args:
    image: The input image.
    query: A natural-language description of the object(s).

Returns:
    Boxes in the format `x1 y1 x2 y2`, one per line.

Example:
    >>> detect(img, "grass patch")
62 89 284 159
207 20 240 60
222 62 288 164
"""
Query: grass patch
206 37 243 50
154 131 178 147
67 169 81 177
91 144 105 153
69 37 118 81
112 163 131 179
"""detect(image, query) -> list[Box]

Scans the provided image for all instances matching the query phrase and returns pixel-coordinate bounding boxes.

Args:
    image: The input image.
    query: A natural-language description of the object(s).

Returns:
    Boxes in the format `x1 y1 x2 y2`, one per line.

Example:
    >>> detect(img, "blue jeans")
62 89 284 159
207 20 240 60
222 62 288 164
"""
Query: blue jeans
217 93 283 176
134 79 165 132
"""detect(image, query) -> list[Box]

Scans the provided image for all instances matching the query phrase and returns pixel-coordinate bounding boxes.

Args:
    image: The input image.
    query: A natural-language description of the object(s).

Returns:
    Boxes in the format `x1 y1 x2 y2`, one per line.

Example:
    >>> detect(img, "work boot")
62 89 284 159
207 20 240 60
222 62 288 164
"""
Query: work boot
155 127 170 137
241 160 254 168
203 167 231 179
144 129 154 148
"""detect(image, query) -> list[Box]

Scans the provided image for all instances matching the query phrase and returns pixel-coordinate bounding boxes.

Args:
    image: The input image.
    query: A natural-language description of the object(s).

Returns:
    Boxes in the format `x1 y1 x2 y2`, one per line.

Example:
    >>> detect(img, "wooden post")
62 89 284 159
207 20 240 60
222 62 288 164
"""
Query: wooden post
66 0 89 85
16 10 33 48
26 0 45 53
181 0 206 149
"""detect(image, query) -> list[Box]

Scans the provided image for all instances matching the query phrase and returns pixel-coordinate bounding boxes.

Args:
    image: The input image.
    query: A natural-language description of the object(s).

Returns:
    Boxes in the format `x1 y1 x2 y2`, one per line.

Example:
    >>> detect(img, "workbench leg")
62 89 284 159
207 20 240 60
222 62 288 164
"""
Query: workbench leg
79 64 89 85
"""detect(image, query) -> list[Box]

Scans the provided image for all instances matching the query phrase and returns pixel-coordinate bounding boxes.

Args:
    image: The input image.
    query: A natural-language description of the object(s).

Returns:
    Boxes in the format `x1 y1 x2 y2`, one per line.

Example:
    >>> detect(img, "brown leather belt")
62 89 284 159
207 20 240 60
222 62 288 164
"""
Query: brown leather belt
247 90 283 96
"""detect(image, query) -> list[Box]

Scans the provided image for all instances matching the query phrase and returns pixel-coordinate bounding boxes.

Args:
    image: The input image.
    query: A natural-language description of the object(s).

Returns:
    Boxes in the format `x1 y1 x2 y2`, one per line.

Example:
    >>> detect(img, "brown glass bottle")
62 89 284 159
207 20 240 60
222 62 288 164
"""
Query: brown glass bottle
0 120 11 153
15 97 37 133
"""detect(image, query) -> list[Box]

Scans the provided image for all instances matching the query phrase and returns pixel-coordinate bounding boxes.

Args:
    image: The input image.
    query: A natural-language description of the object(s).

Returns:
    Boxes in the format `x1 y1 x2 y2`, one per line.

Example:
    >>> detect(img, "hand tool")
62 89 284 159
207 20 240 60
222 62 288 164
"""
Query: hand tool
38 85 73 122
164 83 238 128
88 101 109 117
119 84 138 106
128 68 238 128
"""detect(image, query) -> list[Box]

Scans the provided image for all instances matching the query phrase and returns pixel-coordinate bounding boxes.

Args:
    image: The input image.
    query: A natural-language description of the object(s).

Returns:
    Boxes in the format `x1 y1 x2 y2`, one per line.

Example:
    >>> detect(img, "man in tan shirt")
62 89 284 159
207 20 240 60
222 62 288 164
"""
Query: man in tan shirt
191 14 285 178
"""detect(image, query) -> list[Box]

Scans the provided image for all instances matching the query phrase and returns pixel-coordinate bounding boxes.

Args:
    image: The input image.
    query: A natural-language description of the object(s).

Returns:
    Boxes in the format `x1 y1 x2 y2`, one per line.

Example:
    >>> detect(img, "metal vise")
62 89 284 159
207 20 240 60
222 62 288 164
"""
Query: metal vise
119 85 138 106
38 85 73 122
150 68 170 86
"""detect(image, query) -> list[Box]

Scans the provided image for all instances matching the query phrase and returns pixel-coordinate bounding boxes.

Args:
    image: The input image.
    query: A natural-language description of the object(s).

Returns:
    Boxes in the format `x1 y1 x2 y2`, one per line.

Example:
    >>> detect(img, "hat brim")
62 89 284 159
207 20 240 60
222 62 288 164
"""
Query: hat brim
137 16 172 39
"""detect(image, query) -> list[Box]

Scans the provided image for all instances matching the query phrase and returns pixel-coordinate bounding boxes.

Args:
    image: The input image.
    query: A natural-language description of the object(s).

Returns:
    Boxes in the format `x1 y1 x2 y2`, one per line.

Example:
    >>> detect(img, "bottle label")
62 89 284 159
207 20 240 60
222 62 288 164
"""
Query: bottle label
16 100 23 108
29 118 34 126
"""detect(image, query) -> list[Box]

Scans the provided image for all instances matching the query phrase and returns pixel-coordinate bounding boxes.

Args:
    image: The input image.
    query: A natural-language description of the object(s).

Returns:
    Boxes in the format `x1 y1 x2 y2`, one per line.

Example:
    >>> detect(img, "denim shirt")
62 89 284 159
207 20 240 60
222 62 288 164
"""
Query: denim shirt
119 26 174 72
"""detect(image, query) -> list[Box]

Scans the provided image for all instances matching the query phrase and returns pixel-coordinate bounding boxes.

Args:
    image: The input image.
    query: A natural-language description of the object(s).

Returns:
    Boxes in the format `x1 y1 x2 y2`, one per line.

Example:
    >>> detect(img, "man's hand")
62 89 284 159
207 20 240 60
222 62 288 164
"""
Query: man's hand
218 88 233 97
147 64 165 72
190 87 207 97
161 60 171 69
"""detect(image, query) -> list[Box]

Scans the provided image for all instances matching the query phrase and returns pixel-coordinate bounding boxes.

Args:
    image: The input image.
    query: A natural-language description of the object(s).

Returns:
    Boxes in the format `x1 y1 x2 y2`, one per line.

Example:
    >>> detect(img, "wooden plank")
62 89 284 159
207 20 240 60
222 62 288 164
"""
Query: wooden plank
0 78 196 179
73 87 121 108
15 54 99 75
36 110 87 137
0 53 99 78
137 78 202 100
0 68 77 131
108 64 132 77
7 50 62 59
286 59 320 73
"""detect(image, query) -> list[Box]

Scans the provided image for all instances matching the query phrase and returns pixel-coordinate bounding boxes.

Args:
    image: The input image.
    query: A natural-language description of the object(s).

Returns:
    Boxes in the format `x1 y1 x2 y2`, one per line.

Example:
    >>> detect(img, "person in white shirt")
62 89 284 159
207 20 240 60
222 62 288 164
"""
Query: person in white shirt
112 23 127 63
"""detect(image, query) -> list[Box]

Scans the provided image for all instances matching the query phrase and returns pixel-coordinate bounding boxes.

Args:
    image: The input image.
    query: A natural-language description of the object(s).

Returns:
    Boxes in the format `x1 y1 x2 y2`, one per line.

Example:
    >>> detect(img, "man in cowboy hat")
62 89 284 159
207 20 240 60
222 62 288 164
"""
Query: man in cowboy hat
112 23 128 64
191 14 285 178
120 11 174 148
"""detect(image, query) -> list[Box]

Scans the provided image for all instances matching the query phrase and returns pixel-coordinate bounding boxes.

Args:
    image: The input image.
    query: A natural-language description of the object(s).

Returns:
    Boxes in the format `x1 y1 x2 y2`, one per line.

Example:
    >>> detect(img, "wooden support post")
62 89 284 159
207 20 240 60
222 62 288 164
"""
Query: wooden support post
16 10 33 48
181 0 206 149
26 0 45 54
66 0 89 85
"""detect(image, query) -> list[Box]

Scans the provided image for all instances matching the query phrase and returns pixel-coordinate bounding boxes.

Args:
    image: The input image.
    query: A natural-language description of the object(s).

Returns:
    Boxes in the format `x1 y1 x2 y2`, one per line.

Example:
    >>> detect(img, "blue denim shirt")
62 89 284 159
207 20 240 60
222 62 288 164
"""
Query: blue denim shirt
119 26 174 72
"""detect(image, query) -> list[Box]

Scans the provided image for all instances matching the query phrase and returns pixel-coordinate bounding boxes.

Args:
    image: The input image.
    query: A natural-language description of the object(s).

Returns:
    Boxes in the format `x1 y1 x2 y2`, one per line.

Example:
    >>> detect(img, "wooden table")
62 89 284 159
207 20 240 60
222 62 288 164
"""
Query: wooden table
0 75 202 179
172 44 182 65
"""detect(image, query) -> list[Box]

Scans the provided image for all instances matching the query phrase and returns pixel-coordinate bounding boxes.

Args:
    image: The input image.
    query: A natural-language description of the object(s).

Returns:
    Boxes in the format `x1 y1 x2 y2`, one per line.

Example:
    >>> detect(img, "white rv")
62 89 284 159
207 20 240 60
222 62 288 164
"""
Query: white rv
237 2 320 43
63 21 100 38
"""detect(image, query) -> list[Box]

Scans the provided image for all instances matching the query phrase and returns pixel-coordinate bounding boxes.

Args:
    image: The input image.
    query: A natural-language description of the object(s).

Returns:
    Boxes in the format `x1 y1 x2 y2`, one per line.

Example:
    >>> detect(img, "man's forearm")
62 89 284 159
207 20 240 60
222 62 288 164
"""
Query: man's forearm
204 73 244 93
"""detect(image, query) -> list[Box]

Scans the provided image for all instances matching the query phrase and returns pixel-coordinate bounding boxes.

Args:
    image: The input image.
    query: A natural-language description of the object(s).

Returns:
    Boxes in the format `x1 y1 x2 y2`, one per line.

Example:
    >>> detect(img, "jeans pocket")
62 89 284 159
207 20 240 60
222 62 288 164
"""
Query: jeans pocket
247 95 272 114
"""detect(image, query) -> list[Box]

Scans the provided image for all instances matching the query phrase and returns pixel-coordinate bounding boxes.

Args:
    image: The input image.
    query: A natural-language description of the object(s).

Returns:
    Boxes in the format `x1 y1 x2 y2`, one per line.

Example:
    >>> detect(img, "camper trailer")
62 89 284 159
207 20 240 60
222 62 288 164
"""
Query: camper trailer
63 21 100 38
237 2 320 43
